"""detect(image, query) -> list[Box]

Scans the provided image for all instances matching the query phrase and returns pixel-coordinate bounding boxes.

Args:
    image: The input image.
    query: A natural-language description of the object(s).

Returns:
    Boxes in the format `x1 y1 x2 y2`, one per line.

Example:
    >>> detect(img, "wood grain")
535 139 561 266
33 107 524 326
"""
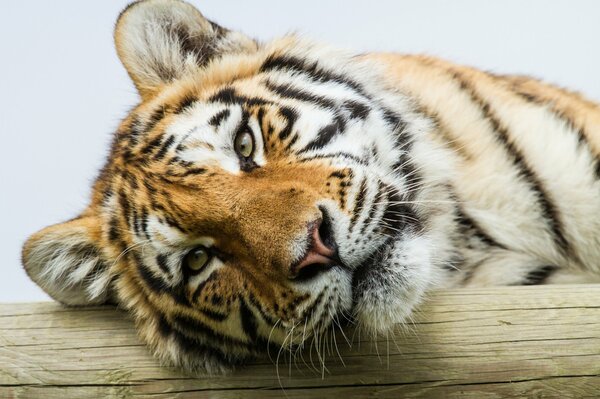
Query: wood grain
1 285 599 398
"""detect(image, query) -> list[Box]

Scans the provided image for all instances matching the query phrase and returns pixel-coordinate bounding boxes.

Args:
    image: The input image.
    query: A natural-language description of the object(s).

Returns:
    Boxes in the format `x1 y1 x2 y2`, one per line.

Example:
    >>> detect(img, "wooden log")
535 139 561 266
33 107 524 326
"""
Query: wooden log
1 285 599 398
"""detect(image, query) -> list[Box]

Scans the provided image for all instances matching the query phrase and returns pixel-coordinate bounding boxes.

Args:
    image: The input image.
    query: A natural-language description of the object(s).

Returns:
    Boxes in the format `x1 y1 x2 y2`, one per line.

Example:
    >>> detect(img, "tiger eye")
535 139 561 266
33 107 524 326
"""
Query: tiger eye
234 130 254 158
184 247 210 272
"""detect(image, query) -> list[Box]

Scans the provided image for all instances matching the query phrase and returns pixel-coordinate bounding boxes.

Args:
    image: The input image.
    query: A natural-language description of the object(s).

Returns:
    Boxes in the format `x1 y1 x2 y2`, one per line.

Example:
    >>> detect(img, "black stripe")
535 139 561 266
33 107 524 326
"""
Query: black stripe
209 87 237 103
350 177 367 228
101 185 114 205
174 95 197 114
360 182 385 235
108 218 120 242
208 109 231 127
145 107 167 133
451 71 572 257
133 253 169 294
283 133 299 152
298 151 367 165
140 206 150 239
264 80 337 110
140 135 163 156
329 171 346 179
156 314 172 337
299 113 346 153
168 155 181 165
118 189 131 224
260 55 369 99
395 156 422 202
246 292 278 326
299 291 325 319
153 135 175 160
382 108 408 133
239 299 258 342
343 100 370 119
256 107 266 132
277 106 298 140
191 275 214 304
380 185 422 235
455 202 505 249
209 87 272 107
128 116 143 144
522 265 558 285
171 313 251 349
155 254 170 275
143 179 158 195
177 167 207 177
164 215 188 234
210 294 223 306
132 208 140 235
171 329 240 367
200 307 228 322
177 159 193 168
385 108 412 167
122 170 139 189
155 208 186 233
132 253 190 306
168 314 251 365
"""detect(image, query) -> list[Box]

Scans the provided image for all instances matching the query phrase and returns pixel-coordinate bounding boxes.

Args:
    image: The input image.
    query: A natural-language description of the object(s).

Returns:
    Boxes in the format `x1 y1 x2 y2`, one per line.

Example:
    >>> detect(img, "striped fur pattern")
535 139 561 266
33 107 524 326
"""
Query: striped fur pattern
22 0 600 373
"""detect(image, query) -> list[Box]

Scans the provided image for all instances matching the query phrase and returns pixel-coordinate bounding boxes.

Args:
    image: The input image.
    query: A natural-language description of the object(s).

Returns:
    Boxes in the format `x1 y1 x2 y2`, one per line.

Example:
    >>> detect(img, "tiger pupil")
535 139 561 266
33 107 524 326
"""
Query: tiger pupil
235 131 253 158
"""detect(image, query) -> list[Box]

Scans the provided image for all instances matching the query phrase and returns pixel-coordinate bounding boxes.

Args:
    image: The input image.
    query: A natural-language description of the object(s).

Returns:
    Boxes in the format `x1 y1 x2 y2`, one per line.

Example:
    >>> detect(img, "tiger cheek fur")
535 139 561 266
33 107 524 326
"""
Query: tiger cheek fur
21 0 600 374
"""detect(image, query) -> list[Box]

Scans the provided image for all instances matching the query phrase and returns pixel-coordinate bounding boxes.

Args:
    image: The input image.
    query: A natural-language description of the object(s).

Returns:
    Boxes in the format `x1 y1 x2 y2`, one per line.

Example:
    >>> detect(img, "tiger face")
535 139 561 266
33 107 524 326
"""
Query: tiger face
22 0 455 372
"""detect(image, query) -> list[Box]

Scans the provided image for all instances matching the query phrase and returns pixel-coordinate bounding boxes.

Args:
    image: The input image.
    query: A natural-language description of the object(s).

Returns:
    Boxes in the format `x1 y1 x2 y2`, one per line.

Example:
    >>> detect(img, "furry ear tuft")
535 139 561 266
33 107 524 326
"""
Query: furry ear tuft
22 216 115 306
114 0 258 99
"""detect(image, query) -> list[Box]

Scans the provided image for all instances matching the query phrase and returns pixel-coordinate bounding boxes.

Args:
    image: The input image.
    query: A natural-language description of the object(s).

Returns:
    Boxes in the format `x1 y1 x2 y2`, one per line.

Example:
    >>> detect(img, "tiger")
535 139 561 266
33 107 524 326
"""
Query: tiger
22 0 600 373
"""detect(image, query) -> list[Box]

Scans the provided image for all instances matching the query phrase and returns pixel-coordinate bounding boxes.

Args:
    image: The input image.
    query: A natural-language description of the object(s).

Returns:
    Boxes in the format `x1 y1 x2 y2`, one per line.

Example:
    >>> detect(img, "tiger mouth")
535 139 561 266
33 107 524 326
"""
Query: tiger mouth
291 235 394 332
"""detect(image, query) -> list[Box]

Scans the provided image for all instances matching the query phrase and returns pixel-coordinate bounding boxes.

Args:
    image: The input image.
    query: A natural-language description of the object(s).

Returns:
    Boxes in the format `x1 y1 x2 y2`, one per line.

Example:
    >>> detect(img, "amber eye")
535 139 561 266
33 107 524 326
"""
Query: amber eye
184 247 210 273
234 130 254 159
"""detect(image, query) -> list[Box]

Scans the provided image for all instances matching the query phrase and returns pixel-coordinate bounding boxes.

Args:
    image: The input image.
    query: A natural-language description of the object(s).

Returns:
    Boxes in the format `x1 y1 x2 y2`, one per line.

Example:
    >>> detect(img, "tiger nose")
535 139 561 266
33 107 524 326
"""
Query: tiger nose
290 216 338 280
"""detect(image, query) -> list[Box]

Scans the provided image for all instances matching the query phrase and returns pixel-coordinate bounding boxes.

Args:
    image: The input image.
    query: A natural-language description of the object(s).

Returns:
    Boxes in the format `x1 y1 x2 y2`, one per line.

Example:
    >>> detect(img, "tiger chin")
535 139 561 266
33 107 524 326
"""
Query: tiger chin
22 0 600 374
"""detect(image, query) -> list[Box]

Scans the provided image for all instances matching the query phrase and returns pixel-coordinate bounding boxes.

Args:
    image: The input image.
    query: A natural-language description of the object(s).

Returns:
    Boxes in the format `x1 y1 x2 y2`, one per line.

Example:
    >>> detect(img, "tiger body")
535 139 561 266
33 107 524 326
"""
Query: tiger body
22 0 600 373
375 54 600 286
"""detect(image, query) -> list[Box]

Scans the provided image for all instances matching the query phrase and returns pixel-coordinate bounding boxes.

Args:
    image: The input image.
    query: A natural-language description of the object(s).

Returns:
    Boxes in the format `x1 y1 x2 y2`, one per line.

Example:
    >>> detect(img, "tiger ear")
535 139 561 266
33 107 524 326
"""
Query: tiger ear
114 0 258 99
22 215 115 306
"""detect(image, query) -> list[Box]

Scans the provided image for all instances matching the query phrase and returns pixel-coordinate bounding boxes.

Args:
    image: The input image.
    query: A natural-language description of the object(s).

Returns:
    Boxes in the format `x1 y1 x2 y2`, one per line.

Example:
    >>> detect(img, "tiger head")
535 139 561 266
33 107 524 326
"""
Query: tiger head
22 0 455 373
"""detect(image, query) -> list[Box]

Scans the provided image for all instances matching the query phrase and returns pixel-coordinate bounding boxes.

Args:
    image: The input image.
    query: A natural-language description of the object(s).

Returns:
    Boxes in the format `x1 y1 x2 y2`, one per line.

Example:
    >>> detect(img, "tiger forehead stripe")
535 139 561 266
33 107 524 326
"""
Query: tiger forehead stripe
263 79 338 110
208 109 231 127
260 54 369 98
209 87 272 106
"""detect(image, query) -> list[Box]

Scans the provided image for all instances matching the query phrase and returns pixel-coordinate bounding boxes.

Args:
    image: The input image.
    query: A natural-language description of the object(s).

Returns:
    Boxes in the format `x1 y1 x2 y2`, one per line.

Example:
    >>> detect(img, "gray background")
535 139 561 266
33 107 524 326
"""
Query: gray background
1 0 599 302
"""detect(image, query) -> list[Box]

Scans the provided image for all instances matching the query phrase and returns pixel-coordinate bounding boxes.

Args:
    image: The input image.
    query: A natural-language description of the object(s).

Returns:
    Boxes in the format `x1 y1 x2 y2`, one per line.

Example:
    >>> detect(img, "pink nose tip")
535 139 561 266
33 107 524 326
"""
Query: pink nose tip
292 220 336 276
